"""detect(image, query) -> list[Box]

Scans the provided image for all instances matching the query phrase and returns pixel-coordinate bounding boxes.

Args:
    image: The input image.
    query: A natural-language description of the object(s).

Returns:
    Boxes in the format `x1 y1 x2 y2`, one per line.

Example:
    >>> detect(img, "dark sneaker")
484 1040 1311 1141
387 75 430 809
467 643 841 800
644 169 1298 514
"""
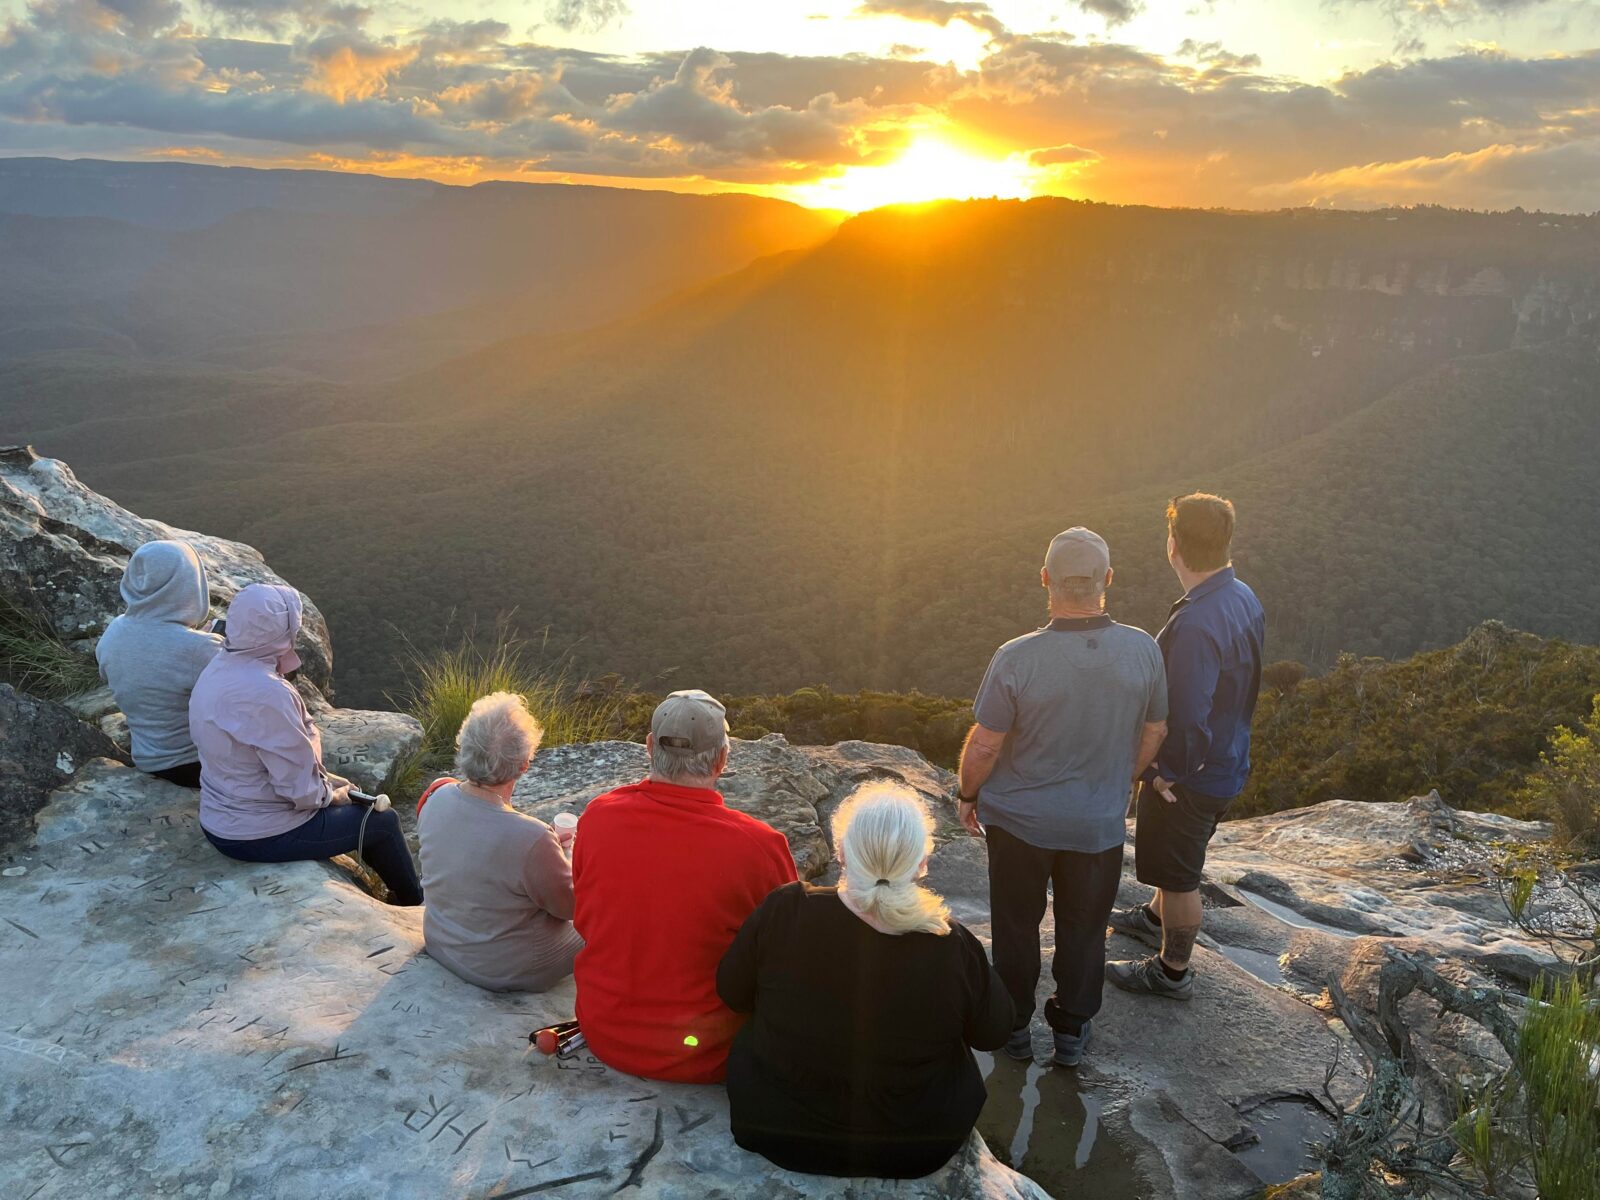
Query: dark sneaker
1052 1020 1093 1068
1106 954 1194 1001
1107 902 1163 950
1003 1027 1034 1061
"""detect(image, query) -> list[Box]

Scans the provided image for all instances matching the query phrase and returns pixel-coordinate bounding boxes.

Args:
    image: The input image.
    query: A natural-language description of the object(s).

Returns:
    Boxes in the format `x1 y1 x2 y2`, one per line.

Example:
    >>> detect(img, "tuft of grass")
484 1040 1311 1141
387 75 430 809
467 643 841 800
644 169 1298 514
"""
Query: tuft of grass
1518 974 1600 1200
0 594 100 701
1450 971 1600 1199
386 624 630 801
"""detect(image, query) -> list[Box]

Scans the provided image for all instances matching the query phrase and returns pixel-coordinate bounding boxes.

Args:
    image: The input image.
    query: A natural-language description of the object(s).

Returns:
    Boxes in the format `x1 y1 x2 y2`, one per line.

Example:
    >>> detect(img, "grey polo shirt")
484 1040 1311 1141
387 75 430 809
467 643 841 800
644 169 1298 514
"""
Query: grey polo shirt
973 615 1168 853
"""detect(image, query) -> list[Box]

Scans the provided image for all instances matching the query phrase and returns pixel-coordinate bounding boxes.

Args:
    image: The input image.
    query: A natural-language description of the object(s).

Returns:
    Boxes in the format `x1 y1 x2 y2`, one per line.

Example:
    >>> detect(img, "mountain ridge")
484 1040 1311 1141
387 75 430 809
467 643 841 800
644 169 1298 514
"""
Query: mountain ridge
4 177 1599 704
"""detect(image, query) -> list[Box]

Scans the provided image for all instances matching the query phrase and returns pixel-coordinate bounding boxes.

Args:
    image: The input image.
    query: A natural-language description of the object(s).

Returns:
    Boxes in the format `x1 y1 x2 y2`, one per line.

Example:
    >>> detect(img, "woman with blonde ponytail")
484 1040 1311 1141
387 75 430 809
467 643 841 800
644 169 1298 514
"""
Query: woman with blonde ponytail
716 782 1014 1179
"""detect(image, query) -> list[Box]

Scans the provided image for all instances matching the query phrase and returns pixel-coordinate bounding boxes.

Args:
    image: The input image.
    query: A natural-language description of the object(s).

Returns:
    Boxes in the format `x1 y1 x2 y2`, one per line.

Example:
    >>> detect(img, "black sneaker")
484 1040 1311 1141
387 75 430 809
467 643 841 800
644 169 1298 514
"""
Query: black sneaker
1052 1020 1093 1067
1003 1027 1033 1061
1107 902 1163 950
1106 954 1194 1000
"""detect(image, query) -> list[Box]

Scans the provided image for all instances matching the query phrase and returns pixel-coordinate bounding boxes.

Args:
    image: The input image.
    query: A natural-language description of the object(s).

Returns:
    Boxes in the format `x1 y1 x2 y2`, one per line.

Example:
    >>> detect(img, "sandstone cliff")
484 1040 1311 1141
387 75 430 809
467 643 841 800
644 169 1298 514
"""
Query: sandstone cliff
1 455 1591 1200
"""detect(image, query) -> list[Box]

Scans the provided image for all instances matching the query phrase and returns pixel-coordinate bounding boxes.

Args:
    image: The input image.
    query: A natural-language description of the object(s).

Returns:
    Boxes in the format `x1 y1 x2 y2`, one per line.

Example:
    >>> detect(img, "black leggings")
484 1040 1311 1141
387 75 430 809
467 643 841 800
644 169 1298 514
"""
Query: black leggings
151 762 203 789
204 806 423 906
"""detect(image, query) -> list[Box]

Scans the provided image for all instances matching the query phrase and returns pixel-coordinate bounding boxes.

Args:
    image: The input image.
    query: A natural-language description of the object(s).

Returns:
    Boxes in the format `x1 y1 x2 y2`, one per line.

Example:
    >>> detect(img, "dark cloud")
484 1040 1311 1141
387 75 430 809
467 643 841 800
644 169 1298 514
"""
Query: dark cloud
198 0 371 37
1342 0 1558 20
1333 0 1577 56
1176 39 1261 70
545 0 628 33
1078 0 1142 27
0 75 454 149
854 0 1008 41
644 50 948 109
601 47 888 167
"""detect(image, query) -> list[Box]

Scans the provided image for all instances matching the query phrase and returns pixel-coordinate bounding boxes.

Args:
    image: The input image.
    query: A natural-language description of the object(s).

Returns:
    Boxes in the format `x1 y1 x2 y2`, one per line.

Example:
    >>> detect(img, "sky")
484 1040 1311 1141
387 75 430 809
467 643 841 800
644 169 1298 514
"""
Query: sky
0 0 1597 211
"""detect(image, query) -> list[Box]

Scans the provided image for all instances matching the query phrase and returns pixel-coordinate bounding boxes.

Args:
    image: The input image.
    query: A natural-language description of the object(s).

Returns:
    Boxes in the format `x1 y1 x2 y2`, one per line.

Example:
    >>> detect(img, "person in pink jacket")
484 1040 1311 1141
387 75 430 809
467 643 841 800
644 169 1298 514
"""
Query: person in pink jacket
189 583 422 906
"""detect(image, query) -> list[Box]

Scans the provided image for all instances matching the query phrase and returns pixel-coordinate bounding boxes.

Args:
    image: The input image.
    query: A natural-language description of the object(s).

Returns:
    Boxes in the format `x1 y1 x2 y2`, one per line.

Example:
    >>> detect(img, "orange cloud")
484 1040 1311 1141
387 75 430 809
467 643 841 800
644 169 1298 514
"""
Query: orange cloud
143 145 225 159
303 39 418 103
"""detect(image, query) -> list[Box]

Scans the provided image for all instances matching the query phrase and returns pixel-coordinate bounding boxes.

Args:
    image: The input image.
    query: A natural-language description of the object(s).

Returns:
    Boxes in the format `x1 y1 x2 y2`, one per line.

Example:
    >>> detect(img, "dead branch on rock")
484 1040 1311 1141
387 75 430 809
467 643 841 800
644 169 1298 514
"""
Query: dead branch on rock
1320 940 1599 1200
1320 949 1516 1200
1493 864 1600 980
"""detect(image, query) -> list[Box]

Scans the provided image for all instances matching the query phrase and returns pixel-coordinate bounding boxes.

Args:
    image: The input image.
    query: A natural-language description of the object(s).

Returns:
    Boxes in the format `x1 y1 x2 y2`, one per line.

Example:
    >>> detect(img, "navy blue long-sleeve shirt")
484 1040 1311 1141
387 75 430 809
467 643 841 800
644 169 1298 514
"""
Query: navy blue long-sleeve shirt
1147 567 1265 799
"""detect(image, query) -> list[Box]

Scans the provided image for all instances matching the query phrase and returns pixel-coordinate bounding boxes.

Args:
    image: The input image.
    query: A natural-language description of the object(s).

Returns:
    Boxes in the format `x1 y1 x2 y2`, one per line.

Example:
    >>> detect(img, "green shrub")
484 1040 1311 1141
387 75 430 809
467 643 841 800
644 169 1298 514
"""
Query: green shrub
1459 972 1600 1198
1261 659 1308 695
1518 974 1600 1199
1237 624 1600 818
1515 694 1600 850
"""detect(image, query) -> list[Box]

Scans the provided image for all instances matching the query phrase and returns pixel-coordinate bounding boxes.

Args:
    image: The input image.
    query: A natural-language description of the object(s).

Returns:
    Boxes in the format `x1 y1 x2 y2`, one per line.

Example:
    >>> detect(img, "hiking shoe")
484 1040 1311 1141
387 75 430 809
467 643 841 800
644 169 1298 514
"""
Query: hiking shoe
1052 1020 1093 1068
1003 1027 1034 1061
1106 954 1194 1001
1107 902 1164 950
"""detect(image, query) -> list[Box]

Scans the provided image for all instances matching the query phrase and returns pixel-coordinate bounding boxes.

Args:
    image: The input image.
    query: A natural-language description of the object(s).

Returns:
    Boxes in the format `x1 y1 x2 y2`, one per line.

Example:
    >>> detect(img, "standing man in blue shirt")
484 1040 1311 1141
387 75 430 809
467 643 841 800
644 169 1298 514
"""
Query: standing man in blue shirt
958 528 1168 1067
1108 493 1265 1000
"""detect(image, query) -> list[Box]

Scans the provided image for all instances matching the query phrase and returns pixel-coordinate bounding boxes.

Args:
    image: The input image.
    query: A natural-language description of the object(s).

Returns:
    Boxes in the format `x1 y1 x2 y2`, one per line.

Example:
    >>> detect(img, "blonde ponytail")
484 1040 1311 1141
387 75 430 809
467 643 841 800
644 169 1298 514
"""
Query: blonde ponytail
833 781 951 936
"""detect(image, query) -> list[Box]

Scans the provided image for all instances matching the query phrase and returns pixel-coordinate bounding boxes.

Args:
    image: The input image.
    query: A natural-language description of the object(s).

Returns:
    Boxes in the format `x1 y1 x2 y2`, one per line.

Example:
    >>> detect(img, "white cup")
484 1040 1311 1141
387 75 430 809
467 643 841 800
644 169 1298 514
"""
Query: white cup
552 812 579 846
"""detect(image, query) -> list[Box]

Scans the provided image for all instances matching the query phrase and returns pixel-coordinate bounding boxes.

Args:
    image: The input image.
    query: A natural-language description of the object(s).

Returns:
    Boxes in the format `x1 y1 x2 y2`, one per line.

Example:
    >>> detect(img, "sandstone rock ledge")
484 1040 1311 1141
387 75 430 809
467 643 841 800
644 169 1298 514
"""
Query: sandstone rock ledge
0 760 1046 1200
2 732 1583 1200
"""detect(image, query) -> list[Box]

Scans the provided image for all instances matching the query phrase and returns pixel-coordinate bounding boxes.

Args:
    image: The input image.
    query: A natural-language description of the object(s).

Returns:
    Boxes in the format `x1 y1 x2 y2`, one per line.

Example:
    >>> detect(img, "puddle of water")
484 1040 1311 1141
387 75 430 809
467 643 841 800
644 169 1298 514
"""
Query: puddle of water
976 1049 1142 1199
1232 1099 1334 1184
1237 889 1363 939
1218 943 1287 986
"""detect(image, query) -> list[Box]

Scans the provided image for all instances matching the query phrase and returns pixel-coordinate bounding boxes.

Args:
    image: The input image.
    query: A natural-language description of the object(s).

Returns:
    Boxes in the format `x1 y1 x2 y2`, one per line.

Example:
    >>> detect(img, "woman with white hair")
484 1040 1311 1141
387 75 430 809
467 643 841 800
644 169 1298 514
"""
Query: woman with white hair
416 692 582 993
716 782 1014 1179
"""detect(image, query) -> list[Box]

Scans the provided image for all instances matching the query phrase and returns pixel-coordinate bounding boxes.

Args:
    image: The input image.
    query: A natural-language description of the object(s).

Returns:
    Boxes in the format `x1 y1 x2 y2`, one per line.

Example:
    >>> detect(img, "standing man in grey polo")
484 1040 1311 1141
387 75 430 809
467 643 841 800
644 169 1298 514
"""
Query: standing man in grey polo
957 528 1168 1067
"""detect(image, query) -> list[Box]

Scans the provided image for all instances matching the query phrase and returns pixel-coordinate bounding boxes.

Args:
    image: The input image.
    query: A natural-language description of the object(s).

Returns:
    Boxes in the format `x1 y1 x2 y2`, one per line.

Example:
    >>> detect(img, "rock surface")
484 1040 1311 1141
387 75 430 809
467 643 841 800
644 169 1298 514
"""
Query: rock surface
0 446 333 690
1196 793 1574 1001
3 730 1584 1200
304 697 424 795
511 734 959 886
1 760 1046 1200
60 684 131 752
0 683 127 848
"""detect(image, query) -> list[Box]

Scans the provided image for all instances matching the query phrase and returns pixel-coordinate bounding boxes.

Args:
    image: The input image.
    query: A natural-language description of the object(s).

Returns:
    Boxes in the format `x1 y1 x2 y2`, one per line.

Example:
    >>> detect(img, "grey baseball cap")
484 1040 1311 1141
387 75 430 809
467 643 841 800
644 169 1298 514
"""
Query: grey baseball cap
650 689 729 753
1045 527 1111 582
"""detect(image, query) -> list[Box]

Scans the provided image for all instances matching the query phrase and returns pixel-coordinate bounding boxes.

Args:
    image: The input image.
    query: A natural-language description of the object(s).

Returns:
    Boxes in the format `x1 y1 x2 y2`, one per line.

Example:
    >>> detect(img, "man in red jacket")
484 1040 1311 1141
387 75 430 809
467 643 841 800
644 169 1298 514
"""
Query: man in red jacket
572 689 798 1083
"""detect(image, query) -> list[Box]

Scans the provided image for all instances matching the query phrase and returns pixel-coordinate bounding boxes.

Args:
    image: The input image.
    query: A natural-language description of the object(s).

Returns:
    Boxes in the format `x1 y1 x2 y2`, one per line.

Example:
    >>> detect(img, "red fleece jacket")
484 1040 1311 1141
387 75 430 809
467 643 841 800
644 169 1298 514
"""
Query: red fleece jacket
572 779 798 1084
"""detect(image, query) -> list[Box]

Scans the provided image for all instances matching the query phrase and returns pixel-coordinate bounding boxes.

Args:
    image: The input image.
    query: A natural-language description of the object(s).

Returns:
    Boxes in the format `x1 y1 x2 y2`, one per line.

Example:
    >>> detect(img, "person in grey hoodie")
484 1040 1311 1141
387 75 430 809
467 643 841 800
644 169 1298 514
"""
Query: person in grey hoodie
190 583 423 906
96 540 224 788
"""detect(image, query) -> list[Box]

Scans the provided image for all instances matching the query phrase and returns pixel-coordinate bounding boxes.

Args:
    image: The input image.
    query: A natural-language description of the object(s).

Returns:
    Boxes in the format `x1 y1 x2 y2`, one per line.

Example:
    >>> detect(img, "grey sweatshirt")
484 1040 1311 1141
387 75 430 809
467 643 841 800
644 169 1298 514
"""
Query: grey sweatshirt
418 784 583 993
96 540 224 772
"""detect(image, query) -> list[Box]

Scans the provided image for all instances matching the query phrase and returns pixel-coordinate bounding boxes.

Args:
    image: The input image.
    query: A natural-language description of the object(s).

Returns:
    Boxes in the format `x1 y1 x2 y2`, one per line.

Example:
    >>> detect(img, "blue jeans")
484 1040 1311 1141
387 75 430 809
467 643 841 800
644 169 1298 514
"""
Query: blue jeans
205 806 423 906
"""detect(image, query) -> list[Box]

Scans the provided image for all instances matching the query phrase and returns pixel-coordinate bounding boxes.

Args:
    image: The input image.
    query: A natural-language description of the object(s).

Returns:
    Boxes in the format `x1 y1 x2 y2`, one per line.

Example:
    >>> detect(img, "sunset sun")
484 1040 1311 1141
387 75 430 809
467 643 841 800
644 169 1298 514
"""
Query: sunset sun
786 136 1041 212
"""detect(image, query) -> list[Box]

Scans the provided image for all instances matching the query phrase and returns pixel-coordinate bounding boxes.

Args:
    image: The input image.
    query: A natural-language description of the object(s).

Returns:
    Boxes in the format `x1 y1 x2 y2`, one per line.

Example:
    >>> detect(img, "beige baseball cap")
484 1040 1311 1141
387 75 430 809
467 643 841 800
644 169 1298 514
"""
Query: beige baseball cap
650 689 729 753
1045 527 1111 582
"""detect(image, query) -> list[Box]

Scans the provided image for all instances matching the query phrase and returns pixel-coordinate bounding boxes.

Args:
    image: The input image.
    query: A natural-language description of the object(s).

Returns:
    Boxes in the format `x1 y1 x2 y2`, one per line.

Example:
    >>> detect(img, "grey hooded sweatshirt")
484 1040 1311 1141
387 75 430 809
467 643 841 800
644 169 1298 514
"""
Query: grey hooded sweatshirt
96 540 224 772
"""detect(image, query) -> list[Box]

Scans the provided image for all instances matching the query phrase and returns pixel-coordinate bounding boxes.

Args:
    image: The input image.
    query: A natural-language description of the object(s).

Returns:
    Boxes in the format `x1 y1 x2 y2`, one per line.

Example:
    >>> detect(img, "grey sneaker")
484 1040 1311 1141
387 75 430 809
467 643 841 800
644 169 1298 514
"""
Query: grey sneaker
1107 902 1163 950
1003 1027 1033 1061
1052 1020 1093 1067
1106 954 1194 1001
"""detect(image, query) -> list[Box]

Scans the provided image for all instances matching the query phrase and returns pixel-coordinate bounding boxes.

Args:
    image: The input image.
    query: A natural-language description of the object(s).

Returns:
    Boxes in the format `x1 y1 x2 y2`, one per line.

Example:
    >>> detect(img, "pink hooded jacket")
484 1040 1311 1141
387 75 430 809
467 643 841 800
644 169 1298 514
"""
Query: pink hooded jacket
190 584 332 840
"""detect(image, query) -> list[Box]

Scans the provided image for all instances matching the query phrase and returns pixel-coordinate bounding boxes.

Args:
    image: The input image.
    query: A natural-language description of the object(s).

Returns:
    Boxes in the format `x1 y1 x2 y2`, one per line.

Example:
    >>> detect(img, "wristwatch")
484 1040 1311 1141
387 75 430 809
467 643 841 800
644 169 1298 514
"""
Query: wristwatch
957 792 978 804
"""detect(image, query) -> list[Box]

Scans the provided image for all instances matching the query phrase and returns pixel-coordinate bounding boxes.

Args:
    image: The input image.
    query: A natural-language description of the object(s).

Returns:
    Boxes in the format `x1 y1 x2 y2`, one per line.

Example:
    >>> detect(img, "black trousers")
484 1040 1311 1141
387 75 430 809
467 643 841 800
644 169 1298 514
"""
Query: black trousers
150 762 202 789
987 824 1124 1033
